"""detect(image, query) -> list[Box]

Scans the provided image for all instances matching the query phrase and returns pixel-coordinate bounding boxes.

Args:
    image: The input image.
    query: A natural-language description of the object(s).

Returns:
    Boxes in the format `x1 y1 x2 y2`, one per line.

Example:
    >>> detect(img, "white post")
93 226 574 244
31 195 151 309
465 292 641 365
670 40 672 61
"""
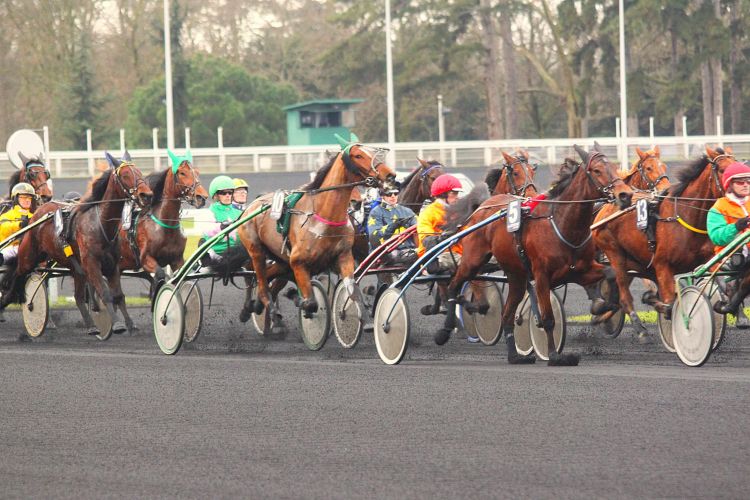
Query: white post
385 0 396 164
185 127 191 150
717 115 723 147
217 127 226 173
152 128 160 170
649 117 654 141
484 147 492 167
618 0 628 169
438 94 446 164
119 129 126 152
86 129 94 176
164 0 175 152
682 116 689 159
615 118 621 138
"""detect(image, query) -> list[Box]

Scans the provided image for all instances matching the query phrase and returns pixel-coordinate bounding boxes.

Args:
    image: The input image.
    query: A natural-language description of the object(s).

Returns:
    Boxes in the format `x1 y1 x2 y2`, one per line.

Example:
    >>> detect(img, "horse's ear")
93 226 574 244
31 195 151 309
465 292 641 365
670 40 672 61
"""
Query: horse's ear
520 149 529 160
653 145 660 157
122 150 132 161
593 141 603 153
417 157 429 168
334 133 348 149
705 145 716 157
18 151 29 166
636 147 646 160
501 151 514 165
168 149 180 173
349 132 360 144
104 151 119 169
573 144 589 163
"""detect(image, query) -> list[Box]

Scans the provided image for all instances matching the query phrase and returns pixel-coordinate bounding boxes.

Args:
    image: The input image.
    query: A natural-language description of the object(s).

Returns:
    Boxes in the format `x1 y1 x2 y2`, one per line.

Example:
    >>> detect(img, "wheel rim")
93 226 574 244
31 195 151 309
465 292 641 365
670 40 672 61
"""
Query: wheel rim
657 313 675 352
298 280 330 351
466 281 503 346
374 287 409 365
529 290 566 361
672 286 714 367
180 282 203 343
332 281 363 349
152 284 185 355
698 279 726 351
513 295 533 355
23 273 48 338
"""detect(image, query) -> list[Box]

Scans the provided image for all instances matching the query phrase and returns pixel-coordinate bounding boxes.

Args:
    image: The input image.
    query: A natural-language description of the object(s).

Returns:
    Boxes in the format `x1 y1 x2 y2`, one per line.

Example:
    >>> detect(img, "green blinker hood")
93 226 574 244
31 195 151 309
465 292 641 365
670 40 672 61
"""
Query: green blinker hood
334 133 360 155
168 149 193 174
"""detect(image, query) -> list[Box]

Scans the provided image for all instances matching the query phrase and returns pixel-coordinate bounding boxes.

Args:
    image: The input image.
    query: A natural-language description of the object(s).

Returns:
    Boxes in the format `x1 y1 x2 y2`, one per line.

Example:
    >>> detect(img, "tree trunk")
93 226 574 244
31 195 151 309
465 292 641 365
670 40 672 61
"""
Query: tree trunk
479 0 504 140
499 5 518 139
701 59 714 135
729 0 743 133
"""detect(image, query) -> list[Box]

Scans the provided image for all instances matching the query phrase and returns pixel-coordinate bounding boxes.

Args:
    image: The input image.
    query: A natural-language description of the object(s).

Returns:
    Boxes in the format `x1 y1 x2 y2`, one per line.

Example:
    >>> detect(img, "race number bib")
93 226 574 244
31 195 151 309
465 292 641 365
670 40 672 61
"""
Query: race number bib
121 201 133 231
636 198 648 231
507 200 522 233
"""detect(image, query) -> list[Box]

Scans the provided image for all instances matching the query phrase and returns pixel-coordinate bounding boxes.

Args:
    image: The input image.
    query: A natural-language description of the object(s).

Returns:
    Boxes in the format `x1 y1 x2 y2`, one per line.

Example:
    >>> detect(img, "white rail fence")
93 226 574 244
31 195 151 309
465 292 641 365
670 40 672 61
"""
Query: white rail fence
3 132 750 178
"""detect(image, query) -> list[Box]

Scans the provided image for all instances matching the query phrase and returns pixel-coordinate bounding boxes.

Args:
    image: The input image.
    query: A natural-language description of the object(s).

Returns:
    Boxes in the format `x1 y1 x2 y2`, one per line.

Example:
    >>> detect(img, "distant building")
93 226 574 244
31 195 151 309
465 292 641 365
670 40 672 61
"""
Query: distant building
283 99 364 146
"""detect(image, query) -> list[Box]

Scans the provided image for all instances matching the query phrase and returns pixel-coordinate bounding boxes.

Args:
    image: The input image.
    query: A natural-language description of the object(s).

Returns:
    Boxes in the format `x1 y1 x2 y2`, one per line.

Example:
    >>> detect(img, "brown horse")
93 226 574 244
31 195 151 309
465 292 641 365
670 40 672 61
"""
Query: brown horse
238 137 396 322
438 144 634 366
483 149 539 196
2 153 153 335
592 147 670 335
398 158 446 212
116 157 208 330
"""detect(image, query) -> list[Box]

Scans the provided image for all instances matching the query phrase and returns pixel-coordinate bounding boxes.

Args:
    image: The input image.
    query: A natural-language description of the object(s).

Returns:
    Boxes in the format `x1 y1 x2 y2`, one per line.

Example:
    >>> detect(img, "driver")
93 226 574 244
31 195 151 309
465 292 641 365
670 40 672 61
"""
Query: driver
707 161 750 257
0 183 37 266
232 178 249 210
367 184 416 263
417 174 463 271
201 175 243 263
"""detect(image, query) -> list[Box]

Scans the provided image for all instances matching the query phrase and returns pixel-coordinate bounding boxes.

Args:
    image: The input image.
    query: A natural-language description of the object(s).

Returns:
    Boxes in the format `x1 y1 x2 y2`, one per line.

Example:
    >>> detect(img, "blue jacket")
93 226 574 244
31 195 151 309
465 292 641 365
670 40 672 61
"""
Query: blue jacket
367 203 416 248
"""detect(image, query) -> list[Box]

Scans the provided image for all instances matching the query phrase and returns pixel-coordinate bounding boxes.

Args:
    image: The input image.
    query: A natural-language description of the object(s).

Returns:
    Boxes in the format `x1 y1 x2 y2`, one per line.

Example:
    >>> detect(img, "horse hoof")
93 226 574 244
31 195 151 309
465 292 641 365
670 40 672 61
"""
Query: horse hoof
635 332 654 345
713 301 735 316
283 288 297 300
548 352 580 366
591 310 615 325
239 308 251 323
507 351 536 365
434 328 452 345
113 322 127 334
362 285 376 296
86 327 100 336
477 303 490 315
420 304 438 316
271 326 287 337
641 290 658 305
590 298 615 316
253 301 265 315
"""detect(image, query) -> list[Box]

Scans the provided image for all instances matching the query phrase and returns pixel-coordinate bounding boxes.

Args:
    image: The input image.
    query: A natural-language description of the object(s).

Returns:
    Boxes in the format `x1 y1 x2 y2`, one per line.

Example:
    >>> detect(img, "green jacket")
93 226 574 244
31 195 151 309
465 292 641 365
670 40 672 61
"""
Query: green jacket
204 202 243 254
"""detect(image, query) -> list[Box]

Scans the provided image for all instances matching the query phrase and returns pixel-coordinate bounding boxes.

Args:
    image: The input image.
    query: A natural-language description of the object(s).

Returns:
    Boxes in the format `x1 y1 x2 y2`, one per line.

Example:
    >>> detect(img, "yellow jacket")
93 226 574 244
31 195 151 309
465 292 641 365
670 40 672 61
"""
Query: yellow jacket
416 200 462 256
0 204 33 246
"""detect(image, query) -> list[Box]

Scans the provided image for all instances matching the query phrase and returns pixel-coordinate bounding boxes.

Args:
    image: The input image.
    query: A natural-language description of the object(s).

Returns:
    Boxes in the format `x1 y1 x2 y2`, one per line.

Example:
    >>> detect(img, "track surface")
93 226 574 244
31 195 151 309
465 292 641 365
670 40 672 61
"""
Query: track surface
2 279 750 499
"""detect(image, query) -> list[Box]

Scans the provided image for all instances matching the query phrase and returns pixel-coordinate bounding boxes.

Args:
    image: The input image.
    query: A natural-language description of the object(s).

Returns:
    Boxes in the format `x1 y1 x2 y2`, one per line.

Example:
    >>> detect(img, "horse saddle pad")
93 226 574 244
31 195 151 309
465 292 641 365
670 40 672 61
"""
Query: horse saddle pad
275 191 304 238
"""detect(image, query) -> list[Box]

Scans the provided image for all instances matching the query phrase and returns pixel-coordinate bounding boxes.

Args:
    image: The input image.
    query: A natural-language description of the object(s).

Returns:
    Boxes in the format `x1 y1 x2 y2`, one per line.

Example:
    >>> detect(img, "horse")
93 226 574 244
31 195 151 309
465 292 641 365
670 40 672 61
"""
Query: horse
437 144 634 366
1 152 153 336
483 149 539 196
591 146 670 336
1 154 53 215
398 158 447 212
115 153 208 331
237 135 396 326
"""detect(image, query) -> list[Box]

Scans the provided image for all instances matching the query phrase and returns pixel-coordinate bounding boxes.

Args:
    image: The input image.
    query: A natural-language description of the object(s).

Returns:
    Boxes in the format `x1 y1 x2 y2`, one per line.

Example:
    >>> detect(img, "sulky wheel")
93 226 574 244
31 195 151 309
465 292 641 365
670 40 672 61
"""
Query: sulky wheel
22 272 49 338
332 280 364 349
86 286 113 341
529 290 566 361
671 285 714 367
657 313 675 353
298 279 330 351
179 281 203 343
513 294 534 356
462 281 504 346
373 287 410 365
597 279 625 338
152 283 185 355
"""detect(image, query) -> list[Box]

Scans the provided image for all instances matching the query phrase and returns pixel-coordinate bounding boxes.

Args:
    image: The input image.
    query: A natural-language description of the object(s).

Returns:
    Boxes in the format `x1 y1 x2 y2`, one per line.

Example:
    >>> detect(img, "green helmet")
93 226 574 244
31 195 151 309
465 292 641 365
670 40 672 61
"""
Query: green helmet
11 182 35 198
209 175 235 199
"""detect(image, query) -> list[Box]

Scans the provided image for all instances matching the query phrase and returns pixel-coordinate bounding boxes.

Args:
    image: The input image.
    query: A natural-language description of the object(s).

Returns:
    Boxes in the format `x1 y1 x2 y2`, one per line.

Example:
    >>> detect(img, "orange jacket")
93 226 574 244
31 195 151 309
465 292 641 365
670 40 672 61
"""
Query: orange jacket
707 197 750 254
416 200 463 256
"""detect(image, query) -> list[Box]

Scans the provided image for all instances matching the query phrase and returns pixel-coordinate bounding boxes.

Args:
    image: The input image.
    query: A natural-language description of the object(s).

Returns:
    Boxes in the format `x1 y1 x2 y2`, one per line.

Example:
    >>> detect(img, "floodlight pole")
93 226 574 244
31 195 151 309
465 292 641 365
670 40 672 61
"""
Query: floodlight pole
385 0 396 161
164 0 175 154
618 0 628 168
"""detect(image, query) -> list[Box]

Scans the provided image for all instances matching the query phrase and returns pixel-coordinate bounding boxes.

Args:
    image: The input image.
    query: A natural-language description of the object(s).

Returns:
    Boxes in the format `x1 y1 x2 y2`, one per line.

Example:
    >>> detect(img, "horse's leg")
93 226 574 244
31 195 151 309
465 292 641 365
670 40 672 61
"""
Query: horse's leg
606 254 648 337
533 274 579 366
500 273 536 364
107 269 132 334
651 261 677 317
715 273 750 316
289 255 316 318
72 273 98 335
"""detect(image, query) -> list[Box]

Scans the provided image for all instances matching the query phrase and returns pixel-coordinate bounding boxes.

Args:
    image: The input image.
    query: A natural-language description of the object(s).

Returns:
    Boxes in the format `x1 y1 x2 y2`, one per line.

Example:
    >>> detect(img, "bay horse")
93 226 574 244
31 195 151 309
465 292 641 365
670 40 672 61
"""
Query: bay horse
438 144 634 366
398 158 446 212
592 147 670 335
116 152 208 331
238 135 396 322
2 154 53 215
1 153 153 335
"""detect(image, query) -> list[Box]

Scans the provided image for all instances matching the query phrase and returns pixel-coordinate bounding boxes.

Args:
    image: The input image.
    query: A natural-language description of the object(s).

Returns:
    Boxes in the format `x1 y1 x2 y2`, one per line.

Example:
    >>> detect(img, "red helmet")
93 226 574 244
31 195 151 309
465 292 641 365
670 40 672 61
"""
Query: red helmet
722 161 750 190
430 174 463 197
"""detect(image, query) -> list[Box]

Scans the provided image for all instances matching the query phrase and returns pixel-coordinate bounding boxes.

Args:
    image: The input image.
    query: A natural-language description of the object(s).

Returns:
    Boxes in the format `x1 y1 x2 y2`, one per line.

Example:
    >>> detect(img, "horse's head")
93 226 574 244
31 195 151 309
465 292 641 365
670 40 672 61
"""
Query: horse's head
105 151 153 208
706 145 736 197
632 146 670 192
500 149 538 197
574 143 633 209
415 158 446 198
168 150 208 208
17 152 53 203
336 133 396 186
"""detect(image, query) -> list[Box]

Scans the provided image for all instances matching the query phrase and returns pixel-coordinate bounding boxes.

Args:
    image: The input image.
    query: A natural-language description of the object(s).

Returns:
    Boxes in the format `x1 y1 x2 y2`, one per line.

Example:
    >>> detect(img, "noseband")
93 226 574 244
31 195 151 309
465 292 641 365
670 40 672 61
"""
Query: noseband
583 152 626 200
708 153 734 195
636 155 669 191
503 157 537 196
114 163 147 201
174 161 203 204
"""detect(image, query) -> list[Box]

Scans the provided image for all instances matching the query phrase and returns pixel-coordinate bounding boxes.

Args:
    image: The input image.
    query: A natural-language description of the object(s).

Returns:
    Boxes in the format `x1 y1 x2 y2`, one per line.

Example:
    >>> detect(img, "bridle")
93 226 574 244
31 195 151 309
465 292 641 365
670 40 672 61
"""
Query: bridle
635 155 669 191
503 156 537 197
113 162 148 204
583 152 627 200
708 153 734 196
342 144 391 182
173 161 204 205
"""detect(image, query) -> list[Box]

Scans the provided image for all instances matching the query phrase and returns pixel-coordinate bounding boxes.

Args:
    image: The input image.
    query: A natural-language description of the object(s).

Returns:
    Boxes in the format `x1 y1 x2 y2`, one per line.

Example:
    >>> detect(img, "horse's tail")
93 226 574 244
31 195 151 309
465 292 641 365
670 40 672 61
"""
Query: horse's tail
443 184 490 233
484 168 502 193
208 245 250 276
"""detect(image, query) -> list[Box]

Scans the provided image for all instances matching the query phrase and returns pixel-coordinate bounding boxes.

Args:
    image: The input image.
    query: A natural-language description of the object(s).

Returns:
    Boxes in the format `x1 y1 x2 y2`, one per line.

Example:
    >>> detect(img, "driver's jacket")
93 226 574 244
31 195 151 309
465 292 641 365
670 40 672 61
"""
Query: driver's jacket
707 196 750 253
416 200 463 257
0 204 33 247
367 202 416 248
202 202 243 254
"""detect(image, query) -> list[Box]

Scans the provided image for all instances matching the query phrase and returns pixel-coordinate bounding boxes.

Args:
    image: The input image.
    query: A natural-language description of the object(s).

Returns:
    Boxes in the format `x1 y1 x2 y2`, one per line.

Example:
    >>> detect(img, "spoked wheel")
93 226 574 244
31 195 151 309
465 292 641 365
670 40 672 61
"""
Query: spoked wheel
513 295 533 356
597 279 625 338
657 313 675 353
373 287 410 365
22 272 48 338
152 284 185 355
529 290 566 361
461 281 504 346
298 279 330 351
179 281 203 343
332 280 364 349
86 286 113 341
697 279 726 352
672 285 714 367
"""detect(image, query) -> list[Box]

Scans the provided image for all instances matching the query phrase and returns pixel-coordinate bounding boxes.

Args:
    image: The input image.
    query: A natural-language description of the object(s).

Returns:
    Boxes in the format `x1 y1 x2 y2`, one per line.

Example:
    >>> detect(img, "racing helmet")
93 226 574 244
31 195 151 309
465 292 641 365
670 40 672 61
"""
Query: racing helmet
722 161 750 190
11 182 36 199
430 174 463 197
209 175 235 199
233 178 249 190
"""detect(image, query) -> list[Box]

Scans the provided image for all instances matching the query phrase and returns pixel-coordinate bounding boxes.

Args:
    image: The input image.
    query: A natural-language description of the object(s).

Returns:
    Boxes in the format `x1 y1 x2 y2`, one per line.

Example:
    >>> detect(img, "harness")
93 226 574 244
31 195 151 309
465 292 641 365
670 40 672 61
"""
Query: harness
503 156 538 196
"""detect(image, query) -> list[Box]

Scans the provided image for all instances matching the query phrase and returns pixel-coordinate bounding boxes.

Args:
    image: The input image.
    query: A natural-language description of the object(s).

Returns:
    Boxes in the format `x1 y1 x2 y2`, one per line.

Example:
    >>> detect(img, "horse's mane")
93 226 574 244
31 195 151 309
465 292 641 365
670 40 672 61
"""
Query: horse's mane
400 165 423 189
78 170 112 214
484 168 502 191
547 159 581 199
668 148 725 197
146 169 169 206
305 152 338 190
442 184 491 233
7 170 21 197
